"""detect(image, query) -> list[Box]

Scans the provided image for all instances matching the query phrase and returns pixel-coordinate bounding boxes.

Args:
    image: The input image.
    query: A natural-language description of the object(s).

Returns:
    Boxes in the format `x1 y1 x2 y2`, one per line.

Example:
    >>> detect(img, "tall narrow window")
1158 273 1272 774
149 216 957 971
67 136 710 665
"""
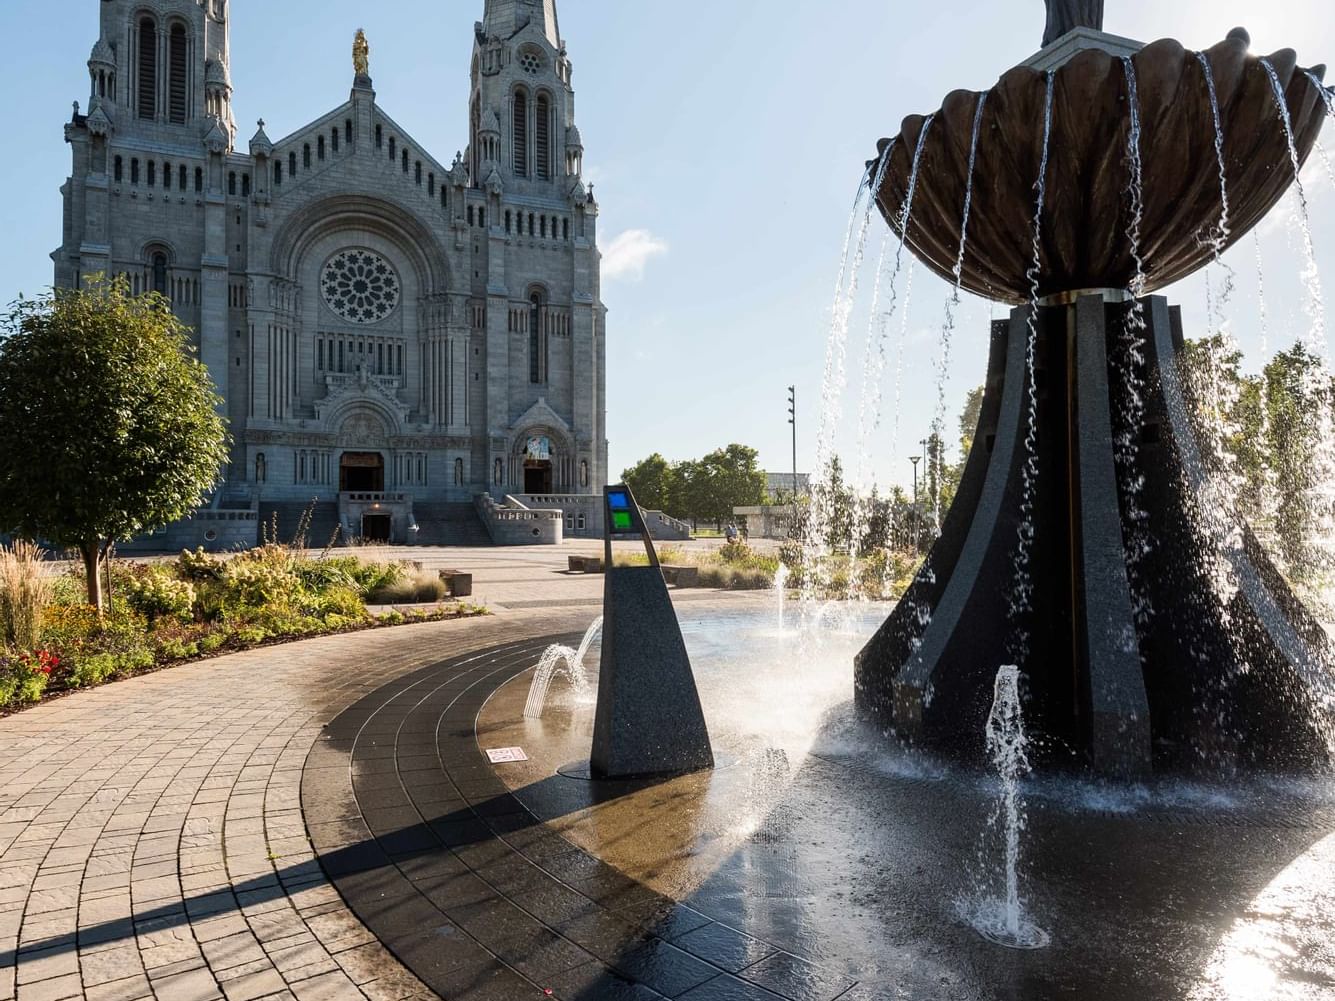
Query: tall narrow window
535 95 551 180
415 161 422 185
131 158 140 184
346 120 353 146
375 125 382 149
137 18 157 121
163 162 172 190
152 253 168 296
388 137 396 160
195 166 203 192
178 164 187 189
402 150 409 174
114 156 123 183
289 152 297 176
331 128 338 153
147 161 156 187
228 171 236 196
428 173 435 196
512 91 529 176
274 162 282 185
529 293 545 384
318 135 325 160
168 24 188 124
241 173 250 196
303 144 311 169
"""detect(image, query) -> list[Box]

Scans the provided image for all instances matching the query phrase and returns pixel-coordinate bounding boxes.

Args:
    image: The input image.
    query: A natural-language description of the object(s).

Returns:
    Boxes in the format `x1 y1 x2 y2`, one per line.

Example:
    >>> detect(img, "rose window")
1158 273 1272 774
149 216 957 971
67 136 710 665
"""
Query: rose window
518 49 544 74
321 250 401 324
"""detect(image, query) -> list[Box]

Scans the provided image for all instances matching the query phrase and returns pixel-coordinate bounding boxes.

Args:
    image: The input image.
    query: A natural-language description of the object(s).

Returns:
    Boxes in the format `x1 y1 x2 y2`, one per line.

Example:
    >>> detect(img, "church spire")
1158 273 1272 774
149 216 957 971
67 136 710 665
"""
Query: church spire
482 0 560 49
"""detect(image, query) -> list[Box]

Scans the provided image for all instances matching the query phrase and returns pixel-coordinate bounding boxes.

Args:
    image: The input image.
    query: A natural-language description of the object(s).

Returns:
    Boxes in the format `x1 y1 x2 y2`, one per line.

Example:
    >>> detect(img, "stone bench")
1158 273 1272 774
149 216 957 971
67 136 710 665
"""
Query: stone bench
660 565 699 588
436 570 474 597
566 556 605 574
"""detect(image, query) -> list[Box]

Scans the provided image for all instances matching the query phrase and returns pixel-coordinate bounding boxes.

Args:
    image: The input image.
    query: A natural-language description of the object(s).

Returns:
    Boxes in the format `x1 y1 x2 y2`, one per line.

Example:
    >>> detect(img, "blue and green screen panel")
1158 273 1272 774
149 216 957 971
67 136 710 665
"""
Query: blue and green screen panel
608 488 635 533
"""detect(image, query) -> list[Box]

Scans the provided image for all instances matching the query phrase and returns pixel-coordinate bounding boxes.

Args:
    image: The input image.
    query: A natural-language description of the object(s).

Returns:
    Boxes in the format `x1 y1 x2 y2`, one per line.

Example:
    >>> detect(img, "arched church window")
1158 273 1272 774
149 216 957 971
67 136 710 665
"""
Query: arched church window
114 156 123 183
163 162 172 190
415 161 422 185
512 90 529 177
228 171 236 196
375 125 382 149
195 167 203 192
479 208 486 228
535 94 551 180
318 135 326 160
137 17 157 121
303 144 311 169
179 164 187 190
505 210 512 233
346 120 353 146
152 253 168 296
274 162 282 185
402 150 409 174
428 173 435 197
388 137 396 160
147 161 156 187
241 173 250 196
563 218 569 241
131 158 140 184
528 291 546 384
467 206 474 227
168 24 188 124
331 128 338 154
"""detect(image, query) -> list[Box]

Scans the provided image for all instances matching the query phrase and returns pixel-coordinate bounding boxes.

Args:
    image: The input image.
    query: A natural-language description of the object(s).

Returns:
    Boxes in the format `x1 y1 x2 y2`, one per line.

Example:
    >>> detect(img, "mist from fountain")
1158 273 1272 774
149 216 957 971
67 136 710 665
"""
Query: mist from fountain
1006 70 1055 664
522 616 603 719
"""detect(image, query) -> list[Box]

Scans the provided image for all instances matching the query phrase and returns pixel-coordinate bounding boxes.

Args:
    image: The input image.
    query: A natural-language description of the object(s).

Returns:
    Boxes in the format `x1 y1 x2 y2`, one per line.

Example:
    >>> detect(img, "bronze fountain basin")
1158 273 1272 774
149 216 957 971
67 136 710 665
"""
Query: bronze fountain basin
871 35 1329 303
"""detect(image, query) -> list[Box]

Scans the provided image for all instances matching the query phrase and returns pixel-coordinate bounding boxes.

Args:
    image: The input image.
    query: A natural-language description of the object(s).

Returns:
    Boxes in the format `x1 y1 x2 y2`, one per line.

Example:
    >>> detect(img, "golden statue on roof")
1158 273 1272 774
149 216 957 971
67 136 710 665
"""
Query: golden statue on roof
353 28 370 77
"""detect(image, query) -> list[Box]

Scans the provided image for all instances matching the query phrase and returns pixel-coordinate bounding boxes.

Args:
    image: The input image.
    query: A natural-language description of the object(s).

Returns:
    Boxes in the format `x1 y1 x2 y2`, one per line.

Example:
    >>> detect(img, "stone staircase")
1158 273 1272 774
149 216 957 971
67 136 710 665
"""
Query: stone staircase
413 502 493 547
257 501 342 549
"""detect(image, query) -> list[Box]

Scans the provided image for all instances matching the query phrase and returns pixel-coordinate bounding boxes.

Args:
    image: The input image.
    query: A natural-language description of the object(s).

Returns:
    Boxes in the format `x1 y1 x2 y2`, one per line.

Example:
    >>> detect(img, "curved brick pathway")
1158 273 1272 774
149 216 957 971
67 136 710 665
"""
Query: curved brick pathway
0 608 596 1001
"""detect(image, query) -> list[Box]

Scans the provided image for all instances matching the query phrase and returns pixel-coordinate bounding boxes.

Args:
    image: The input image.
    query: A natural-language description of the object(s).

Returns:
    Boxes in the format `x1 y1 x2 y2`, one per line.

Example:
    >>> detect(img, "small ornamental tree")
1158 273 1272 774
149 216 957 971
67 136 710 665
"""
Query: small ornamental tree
0 276 229 611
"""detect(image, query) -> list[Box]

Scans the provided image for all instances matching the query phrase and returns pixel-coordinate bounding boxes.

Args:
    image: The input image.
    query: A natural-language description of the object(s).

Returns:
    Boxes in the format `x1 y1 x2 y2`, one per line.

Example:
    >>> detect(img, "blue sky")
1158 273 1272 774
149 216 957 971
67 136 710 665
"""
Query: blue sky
2 0 1333 493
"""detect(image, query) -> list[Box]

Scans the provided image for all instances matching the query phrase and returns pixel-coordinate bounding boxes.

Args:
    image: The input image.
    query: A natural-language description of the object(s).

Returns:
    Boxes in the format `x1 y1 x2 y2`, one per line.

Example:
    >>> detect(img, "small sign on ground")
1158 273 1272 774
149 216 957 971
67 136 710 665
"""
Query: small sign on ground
485 747 529 763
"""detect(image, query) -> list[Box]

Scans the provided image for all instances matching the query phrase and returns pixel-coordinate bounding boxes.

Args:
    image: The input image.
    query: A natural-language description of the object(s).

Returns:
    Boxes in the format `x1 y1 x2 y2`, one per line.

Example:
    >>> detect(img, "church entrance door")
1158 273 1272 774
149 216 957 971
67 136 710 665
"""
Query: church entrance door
524 461 553 494
361 513 391 542
340 452 385 492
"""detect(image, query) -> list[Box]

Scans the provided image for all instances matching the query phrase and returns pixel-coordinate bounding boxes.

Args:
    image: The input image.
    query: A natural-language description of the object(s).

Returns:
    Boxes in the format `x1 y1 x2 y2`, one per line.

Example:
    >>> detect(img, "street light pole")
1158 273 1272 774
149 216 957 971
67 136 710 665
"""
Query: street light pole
909 455 921 555
787 385 798 517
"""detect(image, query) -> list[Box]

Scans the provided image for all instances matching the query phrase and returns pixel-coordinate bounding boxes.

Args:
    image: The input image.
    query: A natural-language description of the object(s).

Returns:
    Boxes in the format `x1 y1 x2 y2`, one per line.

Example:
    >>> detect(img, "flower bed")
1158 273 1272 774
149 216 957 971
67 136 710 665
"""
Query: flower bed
0 544 487 713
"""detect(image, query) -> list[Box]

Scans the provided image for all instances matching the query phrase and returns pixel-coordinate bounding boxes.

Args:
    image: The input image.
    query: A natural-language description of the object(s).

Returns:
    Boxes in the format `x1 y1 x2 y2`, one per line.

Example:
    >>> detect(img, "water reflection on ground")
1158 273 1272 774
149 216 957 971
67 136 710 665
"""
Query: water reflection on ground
477 601 1335 1001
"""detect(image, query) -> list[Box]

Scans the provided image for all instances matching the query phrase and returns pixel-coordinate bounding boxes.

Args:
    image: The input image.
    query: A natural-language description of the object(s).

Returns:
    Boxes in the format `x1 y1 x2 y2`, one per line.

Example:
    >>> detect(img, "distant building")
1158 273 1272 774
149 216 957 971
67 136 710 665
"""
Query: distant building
56 0 606 548
764 472 809 501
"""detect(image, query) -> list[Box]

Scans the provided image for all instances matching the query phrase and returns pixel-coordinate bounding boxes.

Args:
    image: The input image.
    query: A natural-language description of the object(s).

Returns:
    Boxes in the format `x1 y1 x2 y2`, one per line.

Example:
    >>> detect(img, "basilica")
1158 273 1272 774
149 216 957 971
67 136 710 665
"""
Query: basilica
54 0 607 547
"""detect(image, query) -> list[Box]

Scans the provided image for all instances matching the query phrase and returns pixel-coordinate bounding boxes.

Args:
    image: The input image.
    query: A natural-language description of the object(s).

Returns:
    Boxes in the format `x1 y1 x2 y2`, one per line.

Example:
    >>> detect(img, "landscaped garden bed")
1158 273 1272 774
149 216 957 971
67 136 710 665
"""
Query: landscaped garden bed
0 540 487 713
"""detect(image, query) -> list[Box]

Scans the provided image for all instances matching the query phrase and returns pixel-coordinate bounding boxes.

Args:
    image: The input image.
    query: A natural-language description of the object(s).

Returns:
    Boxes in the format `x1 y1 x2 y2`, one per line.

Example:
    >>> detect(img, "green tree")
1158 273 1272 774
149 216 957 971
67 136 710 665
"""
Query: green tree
700 444 767 527
622 453 676 514
940 385 984 517
670 459 714 529
0 277 229 611
1262 343 1329 575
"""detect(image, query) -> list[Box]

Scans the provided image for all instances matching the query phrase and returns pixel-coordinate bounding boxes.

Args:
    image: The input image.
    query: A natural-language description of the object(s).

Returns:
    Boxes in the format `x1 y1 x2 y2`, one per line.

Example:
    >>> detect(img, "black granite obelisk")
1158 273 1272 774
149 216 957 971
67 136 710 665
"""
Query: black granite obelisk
589 485 714 779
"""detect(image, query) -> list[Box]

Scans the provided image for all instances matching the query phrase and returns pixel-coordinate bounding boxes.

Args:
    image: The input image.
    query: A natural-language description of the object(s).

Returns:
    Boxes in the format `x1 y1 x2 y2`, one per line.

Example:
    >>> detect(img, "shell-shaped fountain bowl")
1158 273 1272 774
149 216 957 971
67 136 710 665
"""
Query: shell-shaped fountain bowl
871 36 1330 304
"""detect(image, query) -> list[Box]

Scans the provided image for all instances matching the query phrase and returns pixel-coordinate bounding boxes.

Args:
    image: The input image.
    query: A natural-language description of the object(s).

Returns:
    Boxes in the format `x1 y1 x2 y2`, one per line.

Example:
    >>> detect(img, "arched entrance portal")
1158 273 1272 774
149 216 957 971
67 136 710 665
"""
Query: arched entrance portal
522 435 553 494
340 452 384 492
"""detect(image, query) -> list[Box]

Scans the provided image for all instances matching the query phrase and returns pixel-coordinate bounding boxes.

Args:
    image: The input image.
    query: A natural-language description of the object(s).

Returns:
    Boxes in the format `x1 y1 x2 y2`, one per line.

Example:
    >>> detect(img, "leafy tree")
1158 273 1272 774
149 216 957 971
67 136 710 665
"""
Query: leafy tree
700 444 767 527
0 277 229 611
622 453 675 513
940 385 984 519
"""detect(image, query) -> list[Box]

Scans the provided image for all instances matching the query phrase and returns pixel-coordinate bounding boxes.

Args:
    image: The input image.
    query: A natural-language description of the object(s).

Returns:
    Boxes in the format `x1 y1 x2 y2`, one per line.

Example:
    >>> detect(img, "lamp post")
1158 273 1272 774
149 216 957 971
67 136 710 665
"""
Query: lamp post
787 385 798 525
909 455 921 555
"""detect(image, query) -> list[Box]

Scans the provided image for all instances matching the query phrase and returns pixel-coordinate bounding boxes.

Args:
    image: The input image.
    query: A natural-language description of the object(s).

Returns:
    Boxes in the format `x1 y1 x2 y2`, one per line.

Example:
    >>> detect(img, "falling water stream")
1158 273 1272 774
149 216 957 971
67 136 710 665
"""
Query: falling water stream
1007 70 1055 663
847 120 934 588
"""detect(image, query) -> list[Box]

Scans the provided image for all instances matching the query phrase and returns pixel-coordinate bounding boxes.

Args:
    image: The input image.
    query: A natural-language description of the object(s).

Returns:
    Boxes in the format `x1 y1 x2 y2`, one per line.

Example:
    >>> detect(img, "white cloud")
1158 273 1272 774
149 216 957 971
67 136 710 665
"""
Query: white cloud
601 229 669 282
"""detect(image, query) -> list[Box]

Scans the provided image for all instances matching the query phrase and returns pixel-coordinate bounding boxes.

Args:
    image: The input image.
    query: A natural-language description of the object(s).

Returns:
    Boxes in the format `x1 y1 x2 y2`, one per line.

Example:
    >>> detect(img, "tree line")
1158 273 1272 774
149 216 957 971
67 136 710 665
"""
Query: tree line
622 444 767 528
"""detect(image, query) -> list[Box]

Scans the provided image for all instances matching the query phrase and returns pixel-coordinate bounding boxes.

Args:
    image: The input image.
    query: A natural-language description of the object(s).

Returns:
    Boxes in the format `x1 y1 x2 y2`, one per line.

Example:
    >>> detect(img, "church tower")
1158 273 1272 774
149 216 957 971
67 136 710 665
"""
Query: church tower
88 0 235 146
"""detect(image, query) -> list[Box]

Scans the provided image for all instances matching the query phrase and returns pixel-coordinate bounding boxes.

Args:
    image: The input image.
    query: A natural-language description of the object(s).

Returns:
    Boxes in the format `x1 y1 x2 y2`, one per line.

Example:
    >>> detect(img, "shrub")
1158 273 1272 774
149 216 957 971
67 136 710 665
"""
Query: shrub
125 567 196 626
66 652 119 688
177 547 225 582
222 559 303 609
717 540 754 565
232 626 268 646
378 610 406 626
198 632 225 654
0 540 53 651
367 571 446 605
656 545 687 565
0 649 58 706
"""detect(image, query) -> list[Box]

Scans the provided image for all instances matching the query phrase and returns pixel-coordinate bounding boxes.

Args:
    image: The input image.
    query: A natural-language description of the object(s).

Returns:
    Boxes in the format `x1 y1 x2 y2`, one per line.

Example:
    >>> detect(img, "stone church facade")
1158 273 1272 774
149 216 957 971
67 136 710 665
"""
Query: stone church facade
54 0 607 547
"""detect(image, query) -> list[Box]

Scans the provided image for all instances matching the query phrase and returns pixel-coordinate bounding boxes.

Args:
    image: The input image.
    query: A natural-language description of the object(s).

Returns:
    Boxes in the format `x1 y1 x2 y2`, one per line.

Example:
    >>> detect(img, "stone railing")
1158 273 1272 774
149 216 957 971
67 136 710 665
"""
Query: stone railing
324 372 402 393
474 494 563 546
644 510 692 541
341 492 408 505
